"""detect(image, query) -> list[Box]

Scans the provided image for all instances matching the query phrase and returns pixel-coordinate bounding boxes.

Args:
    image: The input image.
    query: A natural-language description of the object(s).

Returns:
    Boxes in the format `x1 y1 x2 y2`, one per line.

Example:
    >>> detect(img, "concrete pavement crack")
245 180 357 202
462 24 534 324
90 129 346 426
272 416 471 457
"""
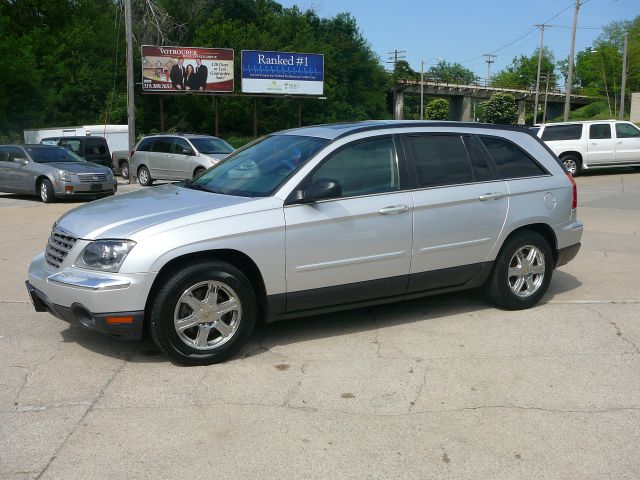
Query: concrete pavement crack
370 309 383 359
10 352 58 411
34 341 142 480
409 365 429 412
587 305 640 355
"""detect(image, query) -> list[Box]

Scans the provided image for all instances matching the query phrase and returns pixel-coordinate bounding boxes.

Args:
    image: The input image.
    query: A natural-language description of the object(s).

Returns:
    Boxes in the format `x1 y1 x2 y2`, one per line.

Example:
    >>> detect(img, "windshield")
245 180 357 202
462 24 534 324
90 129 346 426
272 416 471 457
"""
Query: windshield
190 137 234 155
186 135 329 197
26 147 85 163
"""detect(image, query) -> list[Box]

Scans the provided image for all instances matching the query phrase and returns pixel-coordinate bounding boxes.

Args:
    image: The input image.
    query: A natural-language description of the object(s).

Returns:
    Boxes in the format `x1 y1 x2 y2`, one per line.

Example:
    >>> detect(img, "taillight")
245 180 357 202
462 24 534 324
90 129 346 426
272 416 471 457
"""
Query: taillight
130 150 135 158
567 173 577 209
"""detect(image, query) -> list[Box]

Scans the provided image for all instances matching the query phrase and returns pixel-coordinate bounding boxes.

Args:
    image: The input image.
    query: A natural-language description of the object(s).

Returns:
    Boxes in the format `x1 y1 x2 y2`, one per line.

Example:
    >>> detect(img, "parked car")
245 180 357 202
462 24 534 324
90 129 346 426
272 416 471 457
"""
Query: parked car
56 136 112 169
26 121 582 365
536 120 640 175
129 134 234 186
0 145 116 203
111 149 130 178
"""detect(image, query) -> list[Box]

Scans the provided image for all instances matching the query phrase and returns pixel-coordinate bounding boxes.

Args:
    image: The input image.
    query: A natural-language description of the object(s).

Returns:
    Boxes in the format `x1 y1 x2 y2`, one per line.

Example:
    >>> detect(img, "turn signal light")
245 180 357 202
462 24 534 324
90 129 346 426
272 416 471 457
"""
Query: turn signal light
65 186 74 193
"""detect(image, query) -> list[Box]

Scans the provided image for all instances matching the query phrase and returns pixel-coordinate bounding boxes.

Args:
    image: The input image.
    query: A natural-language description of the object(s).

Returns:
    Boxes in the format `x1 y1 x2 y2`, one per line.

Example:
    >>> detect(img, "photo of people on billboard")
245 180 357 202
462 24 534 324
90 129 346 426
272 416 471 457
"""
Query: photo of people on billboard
141 46 234 93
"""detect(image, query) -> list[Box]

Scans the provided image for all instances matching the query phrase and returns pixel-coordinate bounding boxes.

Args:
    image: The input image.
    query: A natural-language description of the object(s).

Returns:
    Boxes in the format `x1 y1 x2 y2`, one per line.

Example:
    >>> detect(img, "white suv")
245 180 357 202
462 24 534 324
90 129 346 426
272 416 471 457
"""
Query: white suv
537 120 640 175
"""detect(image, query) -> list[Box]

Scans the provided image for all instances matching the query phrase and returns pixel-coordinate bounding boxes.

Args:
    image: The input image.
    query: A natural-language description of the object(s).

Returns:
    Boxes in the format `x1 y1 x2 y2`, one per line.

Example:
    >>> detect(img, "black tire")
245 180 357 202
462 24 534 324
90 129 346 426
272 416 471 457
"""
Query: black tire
486 231 553 310
193 167 206 178
561 154 582 176
138 166 153 186
38 178 56 203
120 161 130 179
149 260 257 365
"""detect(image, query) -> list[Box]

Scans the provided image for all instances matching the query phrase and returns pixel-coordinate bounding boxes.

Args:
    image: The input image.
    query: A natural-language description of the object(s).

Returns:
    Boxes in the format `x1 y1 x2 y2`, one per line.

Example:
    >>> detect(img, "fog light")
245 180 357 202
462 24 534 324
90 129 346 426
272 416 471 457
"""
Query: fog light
65 186 74 193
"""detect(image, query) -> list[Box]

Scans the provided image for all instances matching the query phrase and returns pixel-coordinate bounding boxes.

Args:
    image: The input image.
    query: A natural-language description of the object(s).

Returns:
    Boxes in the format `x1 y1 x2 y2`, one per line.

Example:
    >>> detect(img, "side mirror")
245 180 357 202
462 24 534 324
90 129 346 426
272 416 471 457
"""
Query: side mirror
292 178 342 204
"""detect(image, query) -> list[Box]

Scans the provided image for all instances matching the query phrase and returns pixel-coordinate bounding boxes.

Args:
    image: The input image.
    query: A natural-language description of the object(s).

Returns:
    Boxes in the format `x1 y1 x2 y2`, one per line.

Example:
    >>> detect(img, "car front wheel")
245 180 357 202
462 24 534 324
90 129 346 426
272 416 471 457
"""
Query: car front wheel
149 260 257 365
486 231 553 310
138 166 153 186
39 179 56 203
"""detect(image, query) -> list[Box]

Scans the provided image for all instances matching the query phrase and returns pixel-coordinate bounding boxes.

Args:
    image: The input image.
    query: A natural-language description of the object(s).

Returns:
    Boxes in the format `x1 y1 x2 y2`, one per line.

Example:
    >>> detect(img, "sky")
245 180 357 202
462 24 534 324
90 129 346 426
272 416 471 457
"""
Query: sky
277 0 639 78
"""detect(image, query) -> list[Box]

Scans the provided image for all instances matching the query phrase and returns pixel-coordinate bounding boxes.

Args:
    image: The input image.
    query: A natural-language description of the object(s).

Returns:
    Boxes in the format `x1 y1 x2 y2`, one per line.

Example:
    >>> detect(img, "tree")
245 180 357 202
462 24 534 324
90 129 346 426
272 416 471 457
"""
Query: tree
492 47 556 89
427 60 477 84
424 98 449 120
484 93 517 125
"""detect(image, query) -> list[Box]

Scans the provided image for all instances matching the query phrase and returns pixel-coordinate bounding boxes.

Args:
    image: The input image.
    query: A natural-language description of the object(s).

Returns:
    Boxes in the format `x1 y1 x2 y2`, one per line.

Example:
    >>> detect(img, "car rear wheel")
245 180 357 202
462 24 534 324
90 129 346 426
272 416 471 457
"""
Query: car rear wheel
39 179 56 203
561 154 582 176
138 166 153 186
486 231 553 310
149 260 257 365
120 161 129 179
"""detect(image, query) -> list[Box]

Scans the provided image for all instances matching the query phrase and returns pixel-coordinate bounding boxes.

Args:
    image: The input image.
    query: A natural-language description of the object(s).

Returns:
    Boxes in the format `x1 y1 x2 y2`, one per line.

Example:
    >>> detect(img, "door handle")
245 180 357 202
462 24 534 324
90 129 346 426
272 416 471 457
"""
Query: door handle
479 192 504 201
617 141 623 144
379 205 409 215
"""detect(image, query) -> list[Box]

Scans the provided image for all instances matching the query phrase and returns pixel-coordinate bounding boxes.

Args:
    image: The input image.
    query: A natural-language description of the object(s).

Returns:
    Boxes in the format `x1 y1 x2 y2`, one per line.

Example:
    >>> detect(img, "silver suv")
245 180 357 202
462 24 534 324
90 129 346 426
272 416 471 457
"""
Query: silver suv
130 134 234 186
26 121 583 365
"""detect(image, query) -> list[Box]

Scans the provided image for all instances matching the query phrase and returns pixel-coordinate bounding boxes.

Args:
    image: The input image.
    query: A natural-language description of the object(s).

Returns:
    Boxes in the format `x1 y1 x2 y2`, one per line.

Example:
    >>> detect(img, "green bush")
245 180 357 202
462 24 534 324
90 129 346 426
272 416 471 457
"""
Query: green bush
424 98 449 120
485 93 518 125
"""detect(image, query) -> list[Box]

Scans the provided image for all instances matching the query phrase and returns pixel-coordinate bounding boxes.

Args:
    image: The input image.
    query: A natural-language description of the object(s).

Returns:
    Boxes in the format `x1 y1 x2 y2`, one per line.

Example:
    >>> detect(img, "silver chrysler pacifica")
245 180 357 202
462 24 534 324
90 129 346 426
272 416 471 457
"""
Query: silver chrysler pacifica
26 121 583 365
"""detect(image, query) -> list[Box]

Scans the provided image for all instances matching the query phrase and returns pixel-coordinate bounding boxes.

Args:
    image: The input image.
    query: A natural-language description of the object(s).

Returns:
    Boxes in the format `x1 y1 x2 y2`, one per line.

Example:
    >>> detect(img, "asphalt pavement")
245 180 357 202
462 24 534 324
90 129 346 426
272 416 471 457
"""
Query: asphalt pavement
1 172 639 479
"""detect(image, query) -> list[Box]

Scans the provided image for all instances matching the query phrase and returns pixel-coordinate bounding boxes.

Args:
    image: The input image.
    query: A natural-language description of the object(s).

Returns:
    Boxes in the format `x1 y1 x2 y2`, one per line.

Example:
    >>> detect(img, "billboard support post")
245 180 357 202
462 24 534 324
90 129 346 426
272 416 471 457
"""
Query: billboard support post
124 0 135 183
213 96 219 137
159 96 164 131
253 98 258 139
297 99 302 127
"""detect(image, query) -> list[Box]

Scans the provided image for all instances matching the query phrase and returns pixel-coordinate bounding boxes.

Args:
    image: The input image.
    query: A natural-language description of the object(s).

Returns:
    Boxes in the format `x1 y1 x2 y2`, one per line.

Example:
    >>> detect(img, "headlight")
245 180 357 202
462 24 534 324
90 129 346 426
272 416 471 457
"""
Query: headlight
58 171 72 182
77 240 136 272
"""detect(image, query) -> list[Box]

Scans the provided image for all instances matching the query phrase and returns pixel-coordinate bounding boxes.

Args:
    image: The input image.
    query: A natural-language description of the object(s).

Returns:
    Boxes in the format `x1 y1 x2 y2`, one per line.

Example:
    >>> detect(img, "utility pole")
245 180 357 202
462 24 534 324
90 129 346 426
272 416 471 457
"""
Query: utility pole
533 24 546 125
387 50 406 120
124 0 136 183
564 0 580 121
420 60 424 120
542 73 551 124
483 54 497 85
619 33 628 120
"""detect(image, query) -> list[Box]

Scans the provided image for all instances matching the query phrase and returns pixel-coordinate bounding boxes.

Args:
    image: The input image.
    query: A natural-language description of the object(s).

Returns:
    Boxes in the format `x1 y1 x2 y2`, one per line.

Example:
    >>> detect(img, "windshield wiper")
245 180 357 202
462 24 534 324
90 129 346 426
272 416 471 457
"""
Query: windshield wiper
182 182 224 194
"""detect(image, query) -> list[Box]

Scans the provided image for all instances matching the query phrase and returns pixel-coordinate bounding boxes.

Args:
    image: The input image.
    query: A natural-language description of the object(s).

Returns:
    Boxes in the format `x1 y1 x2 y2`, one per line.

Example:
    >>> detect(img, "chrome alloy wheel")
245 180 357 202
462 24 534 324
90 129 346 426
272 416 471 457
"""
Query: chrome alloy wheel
173 281 242 351
507 245 546 298
563 158 577 175
138 168 149 185
40 181 49 202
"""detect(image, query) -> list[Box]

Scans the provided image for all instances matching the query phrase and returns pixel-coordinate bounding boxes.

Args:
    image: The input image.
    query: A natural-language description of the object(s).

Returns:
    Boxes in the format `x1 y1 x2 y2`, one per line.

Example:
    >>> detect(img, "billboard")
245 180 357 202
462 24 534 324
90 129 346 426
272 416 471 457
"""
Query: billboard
141 46 234 93
241 50 324 95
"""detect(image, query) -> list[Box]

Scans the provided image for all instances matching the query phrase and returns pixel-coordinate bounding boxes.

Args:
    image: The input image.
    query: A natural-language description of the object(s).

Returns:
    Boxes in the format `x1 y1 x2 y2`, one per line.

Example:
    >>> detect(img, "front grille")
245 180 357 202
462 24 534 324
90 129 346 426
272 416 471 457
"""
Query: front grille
77 173 108 183
45 228 78 268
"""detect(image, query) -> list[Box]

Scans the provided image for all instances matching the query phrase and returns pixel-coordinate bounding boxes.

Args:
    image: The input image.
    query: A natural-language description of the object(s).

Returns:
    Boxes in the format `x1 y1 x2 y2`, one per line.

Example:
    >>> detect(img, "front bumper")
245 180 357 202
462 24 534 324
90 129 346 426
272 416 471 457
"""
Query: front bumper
53 179 117 197
26 281 144 340
27 252 156 340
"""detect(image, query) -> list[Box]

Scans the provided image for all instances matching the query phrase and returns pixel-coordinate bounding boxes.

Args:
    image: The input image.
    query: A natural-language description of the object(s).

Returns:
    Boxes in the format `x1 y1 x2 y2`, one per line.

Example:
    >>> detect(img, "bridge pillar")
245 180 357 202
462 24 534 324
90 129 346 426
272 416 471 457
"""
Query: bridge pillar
448 96 473 121
517 100 526 125
394 91 404 120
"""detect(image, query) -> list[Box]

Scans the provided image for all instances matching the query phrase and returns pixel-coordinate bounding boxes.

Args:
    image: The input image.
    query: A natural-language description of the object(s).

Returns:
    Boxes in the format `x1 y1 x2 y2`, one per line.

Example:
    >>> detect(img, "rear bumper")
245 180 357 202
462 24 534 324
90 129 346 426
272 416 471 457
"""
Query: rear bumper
556 242 581 267
26 281 144 340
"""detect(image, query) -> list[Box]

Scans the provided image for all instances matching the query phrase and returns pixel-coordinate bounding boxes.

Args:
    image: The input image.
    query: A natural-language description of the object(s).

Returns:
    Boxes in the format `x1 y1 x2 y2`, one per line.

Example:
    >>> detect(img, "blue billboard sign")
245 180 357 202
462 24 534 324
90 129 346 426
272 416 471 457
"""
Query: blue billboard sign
241 50 324 95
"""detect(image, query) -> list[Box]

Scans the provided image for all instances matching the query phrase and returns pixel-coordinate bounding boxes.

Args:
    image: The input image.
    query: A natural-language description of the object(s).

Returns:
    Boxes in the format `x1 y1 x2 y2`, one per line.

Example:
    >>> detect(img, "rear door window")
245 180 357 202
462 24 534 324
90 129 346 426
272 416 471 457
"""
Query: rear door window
405 134 475 187
541 124 583 141
84 138 107 155
136 138 153 151
615 123 640 138
152 137 174 153
480 136 547 179
589 124 611 139
60 139 82 154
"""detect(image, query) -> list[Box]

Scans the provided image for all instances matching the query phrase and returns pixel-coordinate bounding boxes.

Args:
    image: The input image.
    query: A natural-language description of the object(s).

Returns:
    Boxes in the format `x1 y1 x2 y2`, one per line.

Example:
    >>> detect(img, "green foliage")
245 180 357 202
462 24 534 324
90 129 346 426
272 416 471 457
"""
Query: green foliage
484 93 518 125
549 100 613 122
492 47 556 89
427 60 477 84
424 98 449 120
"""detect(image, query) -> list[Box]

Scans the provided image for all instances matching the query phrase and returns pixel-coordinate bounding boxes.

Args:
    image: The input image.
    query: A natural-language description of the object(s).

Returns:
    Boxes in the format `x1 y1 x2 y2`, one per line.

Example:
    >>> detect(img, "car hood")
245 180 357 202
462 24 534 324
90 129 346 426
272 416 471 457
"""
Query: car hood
46 162 110 174
55 183 255 239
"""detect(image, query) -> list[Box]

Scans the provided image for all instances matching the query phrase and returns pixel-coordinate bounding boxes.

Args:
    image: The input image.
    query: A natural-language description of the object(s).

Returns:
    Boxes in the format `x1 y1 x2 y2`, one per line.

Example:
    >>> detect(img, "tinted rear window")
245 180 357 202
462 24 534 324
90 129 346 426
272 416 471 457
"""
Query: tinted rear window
480 137 547 179
589 124 611 139
152 138 173 153
84 138 108 155
541 124 583 141
405 135 474 187
137 138 153 151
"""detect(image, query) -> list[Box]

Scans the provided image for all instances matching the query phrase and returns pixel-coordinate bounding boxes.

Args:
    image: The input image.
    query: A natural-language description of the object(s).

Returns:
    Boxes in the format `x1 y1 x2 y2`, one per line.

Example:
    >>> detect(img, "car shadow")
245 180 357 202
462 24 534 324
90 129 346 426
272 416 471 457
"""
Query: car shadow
0 193 99 204
59 269 583 365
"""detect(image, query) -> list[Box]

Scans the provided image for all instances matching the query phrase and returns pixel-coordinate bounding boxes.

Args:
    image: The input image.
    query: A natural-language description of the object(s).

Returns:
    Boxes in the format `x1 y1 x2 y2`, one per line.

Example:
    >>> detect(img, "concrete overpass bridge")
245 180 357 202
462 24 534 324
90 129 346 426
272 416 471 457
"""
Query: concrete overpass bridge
394 78 593 123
